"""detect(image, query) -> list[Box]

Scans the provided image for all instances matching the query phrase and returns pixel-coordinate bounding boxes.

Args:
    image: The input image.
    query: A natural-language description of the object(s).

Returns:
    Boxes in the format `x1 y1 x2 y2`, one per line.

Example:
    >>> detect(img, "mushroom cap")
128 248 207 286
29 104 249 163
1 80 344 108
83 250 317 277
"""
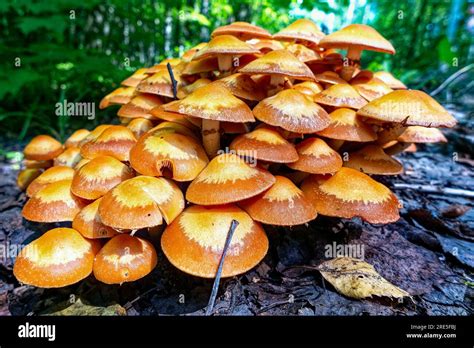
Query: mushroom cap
161 204 268 278
80 125 137 162
273 19 325 46
73 198 118 239
239 49 315 80
93 234 158 284
150 103 198 129
17 168 43 191
314 84 368 109
22 179 86 222
121 68 150 87
186 153 275 205
373 71 407 90
193 35 259 60
316 108 377 142
99 176 184 230
314 71 348 85
26 166 75 197
292 81 324 98
53 147 82 168
344 145 403 175
212 73 266 101
319 24 395 54
177 78 212 99
126 118 154 139
145 58 182 73
287 137 343 174
151 121 199 140
24 135 63 161
136 67 183 98
211 22 272 40
80 124 112 146
65 129 91 148
352 78 393 102
398 126 448 143
130 127 209 182
253 89 330 133
182 57 218 75
117 94 163 120
99 87 136 109
71 156 135 200
301 167 400 223
230 126 299 163
13 228 99 288
164 83 255 122
239 176 317 226
357 90 457 127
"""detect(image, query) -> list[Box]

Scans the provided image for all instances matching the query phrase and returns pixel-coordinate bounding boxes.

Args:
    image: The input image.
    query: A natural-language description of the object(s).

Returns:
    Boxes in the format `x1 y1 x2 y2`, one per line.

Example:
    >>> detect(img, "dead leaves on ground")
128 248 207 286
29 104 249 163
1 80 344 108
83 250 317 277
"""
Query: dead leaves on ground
317 257 410 300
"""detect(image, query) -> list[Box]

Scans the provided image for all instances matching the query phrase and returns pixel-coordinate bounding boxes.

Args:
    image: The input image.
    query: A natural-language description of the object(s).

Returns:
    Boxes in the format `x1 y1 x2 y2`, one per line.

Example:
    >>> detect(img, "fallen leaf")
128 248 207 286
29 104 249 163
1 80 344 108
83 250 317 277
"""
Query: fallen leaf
441 205 471 219
42 298 126 316
317 257 410 300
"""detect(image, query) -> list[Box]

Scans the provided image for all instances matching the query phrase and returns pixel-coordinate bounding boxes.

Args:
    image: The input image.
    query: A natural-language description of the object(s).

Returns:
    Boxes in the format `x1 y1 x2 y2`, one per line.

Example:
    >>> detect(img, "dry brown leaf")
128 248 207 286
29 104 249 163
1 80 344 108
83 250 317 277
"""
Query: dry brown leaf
317 257 410 300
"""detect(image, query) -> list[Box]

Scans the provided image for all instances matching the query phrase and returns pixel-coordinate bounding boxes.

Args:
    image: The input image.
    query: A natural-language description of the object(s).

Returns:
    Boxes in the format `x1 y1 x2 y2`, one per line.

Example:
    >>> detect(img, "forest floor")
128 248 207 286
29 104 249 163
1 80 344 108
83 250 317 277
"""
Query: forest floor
0 147 473 316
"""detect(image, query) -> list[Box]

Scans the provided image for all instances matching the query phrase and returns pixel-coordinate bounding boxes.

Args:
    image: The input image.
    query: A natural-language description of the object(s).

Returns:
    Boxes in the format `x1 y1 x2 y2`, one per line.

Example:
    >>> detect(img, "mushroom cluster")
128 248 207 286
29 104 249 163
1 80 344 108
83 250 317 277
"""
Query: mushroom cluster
15 20 456 288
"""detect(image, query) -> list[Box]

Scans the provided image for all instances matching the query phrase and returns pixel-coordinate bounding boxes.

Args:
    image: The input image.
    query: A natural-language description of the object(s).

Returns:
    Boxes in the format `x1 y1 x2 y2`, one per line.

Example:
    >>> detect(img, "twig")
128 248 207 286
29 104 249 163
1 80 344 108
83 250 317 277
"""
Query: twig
392 183 474 198
205 219 239 316
166 62 178 99
430 64 474 97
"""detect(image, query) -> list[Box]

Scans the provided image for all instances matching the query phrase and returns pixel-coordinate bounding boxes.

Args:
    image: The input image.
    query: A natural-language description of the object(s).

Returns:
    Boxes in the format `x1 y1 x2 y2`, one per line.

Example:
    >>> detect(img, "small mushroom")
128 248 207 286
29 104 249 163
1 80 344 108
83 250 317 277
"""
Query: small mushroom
186 153 275 205
13 228 100 288
24 135 63 161
273 19 325 47
292 81 324 99
373 71 407 90
80 125 137 162
352 77 393 102
161 204 268 278
117 94 163 120
213 73 266 101
384 126 447 155
93 234 158 284
65 129 91 148
239 175 317 226
23 159 53 169
212 22 272 40
253 89 330 133
239 49 315 95
247 38 285 53
344 144 403 175
22 179 86 222
319 24 395 81
99 176 184 230
286 43 322 62
126 118 154 139
313 83 368 109
287 137 343 174
53 147 82 168
73 198 118 239
177 78 212 99
192 35 259 75
301 167 401 224
130 127 208 181
99 86 136 109
230 126 299 163
26 166 75 197
136 65 184 98
164 83 255 157
71 155 135 200
121 68 150 87
146 58 182 74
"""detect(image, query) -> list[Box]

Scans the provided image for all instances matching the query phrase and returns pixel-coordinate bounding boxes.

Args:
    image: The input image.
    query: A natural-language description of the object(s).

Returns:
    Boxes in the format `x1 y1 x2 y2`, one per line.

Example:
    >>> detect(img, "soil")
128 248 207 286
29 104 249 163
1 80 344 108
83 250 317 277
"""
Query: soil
0 145 473 316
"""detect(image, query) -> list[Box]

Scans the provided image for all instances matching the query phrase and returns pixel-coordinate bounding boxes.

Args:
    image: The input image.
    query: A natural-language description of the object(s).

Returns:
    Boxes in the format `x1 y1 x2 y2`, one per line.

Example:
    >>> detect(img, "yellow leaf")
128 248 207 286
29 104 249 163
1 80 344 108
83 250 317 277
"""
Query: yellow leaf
317 257 410 300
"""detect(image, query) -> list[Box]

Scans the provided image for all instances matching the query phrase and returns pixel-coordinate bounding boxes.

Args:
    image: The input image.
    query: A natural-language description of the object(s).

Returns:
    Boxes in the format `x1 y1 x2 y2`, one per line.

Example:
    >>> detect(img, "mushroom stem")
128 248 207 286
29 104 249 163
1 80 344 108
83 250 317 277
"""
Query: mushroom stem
341 47 362 81
217 55 233 77
384 142 411 156
202 119 221 158
268 75 286 96
327 139 345 151
376 124 407 145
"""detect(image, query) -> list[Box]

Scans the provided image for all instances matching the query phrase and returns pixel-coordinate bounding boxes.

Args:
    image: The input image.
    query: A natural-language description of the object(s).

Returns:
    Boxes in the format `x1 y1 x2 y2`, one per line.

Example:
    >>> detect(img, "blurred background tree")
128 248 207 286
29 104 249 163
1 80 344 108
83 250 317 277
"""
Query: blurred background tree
0 0 472 142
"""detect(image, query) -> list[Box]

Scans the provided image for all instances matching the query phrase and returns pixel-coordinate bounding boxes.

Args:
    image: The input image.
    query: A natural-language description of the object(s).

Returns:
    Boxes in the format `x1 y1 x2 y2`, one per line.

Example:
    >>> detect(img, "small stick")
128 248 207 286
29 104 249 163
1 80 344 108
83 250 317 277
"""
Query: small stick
392 183 474 198
166 62 178 99
205 219 239 316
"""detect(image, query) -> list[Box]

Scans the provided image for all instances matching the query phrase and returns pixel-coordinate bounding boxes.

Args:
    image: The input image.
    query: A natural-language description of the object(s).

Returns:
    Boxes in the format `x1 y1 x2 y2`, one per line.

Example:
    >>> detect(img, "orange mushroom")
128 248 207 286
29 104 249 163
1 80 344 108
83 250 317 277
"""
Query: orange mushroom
24 135 63 161
73 198 118 239
26 166 75 197
212 22 272 40
13 228 100 288
313 83 367 109
117 94 163 120
273 19 325 47
65 129 90 148
53 147 82 168
121 68 150 87
161 204 268 278
17 168 43 191
344 145 403 175
99 86 136 109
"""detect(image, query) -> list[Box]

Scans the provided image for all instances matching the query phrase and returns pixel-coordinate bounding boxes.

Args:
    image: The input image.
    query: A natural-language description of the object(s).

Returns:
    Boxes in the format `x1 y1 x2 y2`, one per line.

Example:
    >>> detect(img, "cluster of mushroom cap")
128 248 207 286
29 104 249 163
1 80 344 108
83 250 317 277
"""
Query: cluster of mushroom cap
15 19 456 288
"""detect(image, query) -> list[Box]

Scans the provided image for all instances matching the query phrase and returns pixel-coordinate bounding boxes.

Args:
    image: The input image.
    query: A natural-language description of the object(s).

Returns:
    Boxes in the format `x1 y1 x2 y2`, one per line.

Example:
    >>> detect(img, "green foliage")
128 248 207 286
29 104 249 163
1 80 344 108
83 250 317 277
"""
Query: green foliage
0 0 472 141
